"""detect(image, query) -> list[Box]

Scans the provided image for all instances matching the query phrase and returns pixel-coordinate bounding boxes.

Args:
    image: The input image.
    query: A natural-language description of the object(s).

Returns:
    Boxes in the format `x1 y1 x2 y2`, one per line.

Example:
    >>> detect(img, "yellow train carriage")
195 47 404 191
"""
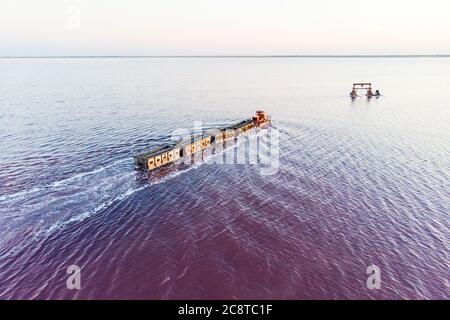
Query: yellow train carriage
134 145 178 171
224 129 235 141
214 131 225 144
133 111 271 171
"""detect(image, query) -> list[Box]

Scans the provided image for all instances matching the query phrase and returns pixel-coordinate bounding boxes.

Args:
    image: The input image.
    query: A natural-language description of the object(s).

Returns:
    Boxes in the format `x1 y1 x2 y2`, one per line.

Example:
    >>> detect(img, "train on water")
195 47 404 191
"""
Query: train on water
133 111 271 171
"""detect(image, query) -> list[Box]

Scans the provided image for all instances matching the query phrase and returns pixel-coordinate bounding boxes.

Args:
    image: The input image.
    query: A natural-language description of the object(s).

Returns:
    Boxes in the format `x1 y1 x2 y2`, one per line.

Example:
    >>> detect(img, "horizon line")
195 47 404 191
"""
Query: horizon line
1 54 449 59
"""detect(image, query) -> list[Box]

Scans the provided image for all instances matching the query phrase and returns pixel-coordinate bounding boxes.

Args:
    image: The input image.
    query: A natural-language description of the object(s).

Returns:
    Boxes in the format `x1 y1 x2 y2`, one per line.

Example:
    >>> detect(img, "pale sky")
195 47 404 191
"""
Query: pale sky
1 0 449 56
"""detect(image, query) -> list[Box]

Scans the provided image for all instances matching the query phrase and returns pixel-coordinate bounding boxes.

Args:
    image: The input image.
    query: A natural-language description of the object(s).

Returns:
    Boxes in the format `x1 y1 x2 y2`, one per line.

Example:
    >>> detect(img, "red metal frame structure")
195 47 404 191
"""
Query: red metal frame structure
350 82 375 98
353 83 372 90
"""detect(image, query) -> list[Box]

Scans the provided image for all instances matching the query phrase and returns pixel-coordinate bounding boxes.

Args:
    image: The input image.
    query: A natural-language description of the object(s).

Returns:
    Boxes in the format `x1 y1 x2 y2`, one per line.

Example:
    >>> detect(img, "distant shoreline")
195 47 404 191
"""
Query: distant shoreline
1 54 449 59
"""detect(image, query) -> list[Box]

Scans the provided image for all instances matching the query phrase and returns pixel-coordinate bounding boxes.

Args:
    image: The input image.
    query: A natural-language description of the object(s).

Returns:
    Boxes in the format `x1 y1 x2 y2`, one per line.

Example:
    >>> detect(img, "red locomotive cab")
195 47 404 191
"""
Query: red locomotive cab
253 110 270 127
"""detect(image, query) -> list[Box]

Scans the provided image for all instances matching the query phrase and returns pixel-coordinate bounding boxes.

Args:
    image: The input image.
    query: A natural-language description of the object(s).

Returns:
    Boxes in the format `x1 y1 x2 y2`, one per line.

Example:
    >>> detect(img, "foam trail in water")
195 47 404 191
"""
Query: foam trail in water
40 163 203 237
2 128 272 246
0 158 130 202
39 129 270 236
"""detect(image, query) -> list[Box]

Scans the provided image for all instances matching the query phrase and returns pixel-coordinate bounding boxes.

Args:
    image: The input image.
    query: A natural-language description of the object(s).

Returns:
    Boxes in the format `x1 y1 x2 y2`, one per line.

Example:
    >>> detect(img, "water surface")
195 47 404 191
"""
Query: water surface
0 57 449 299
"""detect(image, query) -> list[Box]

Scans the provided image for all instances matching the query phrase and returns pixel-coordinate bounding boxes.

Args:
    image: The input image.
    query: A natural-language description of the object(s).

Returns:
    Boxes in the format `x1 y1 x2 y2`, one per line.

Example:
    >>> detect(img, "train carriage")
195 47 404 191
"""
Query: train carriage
133 111 271 171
